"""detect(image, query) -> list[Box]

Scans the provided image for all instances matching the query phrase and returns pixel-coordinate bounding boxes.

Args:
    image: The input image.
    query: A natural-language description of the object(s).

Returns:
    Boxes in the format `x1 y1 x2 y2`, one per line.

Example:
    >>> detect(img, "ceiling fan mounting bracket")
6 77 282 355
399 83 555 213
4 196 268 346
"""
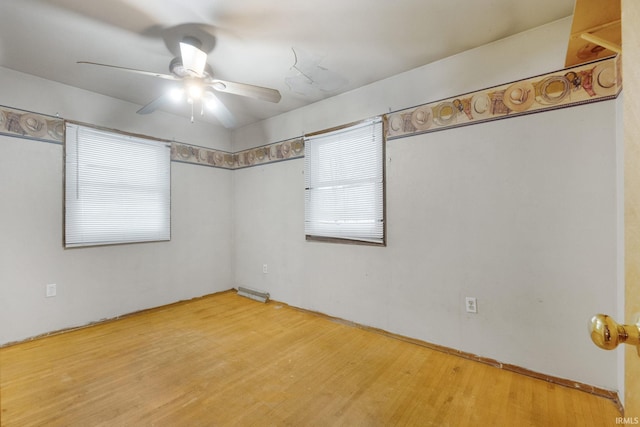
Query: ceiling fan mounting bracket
181 36 203 50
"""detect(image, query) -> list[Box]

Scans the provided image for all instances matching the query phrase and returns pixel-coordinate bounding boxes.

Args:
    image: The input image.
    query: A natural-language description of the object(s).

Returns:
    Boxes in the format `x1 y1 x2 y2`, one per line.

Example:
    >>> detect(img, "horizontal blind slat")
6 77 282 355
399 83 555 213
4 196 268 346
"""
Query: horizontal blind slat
304 118 384 244
65 123 171 247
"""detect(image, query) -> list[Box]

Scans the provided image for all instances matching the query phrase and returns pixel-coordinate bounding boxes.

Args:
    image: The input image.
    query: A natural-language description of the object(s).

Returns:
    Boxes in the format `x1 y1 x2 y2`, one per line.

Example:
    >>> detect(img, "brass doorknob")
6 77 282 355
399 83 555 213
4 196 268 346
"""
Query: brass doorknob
589 314 640 355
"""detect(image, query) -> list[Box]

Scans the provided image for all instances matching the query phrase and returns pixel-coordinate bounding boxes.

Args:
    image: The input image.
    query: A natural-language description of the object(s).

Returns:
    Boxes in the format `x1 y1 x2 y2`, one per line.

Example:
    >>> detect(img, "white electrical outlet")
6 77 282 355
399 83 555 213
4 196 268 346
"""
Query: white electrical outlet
46 284 57 297
262 264 268 274
465 297 477 313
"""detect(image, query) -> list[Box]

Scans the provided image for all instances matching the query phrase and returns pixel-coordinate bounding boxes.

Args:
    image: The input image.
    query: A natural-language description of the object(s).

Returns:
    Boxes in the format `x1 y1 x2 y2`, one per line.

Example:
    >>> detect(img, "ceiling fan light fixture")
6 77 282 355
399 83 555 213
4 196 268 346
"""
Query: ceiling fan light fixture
204 90 236 128
187 82 203 100
204 96 217 112
78 32 280 126
180 41 207 77
169 87 184 102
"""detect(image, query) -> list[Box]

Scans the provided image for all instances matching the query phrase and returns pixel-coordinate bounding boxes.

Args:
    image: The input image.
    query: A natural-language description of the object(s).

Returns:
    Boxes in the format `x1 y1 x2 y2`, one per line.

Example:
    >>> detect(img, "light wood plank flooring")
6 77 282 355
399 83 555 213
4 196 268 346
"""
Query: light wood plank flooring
0 291 621 426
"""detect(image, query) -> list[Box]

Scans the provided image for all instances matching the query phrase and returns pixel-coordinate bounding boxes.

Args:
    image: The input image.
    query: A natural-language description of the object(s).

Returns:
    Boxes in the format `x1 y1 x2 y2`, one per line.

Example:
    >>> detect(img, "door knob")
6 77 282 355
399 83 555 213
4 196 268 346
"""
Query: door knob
589 314 640 356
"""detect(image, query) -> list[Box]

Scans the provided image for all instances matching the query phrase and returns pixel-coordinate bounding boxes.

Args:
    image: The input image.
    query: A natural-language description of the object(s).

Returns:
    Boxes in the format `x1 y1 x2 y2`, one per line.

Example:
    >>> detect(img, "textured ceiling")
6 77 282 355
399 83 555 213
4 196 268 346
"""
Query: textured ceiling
0 0 575 128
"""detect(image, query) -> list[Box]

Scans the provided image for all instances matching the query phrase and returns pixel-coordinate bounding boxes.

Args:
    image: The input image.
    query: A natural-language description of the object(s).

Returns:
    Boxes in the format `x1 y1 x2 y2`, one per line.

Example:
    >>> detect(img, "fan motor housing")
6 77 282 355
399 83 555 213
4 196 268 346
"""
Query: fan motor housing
169 57 213 79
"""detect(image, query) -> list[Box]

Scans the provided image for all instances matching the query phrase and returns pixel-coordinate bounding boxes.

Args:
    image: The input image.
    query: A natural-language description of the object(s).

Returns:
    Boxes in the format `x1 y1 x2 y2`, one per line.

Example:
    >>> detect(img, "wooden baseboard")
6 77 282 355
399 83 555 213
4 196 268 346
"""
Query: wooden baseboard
0 289 236 348
1 289 623 414
285 302 624 414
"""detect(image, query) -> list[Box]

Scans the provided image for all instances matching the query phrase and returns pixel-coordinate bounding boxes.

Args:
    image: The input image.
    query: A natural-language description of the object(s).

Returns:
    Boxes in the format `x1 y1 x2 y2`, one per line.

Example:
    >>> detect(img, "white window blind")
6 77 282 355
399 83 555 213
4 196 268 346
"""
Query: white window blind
64 123 171 248
304 118 384 244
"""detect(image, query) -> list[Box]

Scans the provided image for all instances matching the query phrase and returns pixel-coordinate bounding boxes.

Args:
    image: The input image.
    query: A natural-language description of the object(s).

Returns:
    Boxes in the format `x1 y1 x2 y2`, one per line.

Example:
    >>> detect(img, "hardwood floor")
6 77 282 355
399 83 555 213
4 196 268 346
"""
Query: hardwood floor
0 291 621 426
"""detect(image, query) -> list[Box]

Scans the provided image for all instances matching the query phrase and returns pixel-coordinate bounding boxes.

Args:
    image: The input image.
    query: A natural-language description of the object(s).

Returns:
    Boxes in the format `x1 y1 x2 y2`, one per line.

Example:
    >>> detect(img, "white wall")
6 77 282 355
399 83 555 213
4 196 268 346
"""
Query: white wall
0 69 234 344
232 17 623 390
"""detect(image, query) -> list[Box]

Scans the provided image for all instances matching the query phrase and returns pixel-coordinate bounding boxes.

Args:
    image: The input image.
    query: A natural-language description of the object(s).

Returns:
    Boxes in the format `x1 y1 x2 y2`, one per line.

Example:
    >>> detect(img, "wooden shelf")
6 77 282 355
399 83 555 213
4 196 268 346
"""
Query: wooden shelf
565 0 621 67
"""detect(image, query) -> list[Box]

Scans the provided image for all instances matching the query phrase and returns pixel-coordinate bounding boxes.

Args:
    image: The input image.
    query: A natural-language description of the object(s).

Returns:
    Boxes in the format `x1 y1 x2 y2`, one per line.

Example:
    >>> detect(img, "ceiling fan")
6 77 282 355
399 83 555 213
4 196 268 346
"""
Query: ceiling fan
78 36 282 128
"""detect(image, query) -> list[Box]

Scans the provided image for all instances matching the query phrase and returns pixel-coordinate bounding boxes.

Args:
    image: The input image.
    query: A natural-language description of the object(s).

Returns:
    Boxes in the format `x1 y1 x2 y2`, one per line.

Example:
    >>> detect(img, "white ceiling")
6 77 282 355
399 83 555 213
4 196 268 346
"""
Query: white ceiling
0 0 575 129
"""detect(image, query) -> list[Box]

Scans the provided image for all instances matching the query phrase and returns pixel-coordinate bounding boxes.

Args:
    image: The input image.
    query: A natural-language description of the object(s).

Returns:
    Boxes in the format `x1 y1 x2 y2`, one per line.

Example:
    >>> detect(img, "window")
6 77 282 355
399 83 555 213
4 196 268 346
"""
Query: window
304 117 385 245
64 123 171 248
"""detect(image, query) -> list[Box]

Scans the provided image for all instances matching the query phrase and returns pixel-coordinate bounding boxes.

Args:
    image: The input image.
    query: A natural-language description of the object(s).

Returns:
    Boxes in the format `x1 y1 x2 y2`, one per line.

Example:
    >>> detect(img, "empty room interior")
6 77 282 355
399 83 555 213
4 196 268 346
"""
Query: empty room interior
1 0 639 425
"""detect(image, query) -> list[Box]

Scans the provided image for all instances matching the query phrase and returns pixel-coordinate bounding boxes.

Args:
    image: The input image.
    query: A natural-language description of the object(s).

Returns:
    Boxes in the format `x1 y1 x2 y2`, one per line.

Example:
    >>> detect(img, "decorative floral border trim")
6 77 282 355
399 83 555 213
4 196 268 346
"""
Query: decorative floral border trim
385 55 621 140
0 105 64 144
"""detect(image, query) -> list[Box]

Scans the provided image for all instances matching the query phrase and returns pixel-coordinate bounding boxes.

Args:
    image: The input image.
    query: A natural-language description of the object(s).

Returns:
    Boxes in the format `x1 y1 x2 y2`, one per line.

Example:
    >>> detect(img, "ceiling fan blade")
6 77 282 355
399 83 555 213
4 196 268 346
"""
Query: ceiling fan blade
77 61 179 81
208 79 282 103
179 42 207 77
204 90 236 128
136 95 168 115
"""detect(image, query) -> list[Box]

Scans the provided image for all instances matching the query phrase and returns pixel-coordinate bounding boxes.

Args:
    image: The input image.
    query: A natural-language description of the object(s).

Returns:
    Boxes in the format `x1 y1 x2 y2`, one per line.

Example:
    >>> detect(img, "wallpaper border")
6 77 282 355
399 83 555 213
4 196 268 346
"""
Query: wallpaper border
170 137 304 169
0 106 64 144
0 55 621 168
233 137 304 169
171 142 235 169
0 105 304 170
385 55 621 140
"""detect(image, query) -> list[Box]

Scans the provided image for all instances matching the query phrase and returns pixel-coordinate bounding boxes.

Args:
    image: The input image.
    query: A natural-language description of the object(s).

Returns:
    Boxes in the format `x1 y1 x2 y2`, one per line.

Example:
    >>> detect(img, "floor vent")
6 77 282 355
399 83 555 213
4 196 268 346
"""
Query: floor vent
237 286 270 303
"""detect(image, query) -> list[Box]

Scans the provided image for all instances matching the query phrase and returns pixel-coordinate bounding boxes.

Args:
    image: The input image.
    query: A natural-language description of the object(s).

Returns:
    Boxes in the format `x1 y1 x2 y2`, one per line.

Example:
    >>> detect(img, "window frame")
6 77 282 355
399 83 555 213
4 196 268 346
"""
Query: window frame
63 121 172 248
304 117 387 247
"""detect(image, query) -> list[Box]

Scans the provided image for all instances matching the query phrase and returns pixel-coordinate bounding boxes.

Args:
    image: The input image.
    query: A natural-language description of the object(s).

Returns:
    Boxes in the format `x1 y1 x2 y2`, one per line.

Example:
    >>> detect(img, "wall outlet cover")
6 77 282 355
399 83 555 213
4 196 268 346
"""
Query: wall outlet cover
46 283 57 297
465 297 477 313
